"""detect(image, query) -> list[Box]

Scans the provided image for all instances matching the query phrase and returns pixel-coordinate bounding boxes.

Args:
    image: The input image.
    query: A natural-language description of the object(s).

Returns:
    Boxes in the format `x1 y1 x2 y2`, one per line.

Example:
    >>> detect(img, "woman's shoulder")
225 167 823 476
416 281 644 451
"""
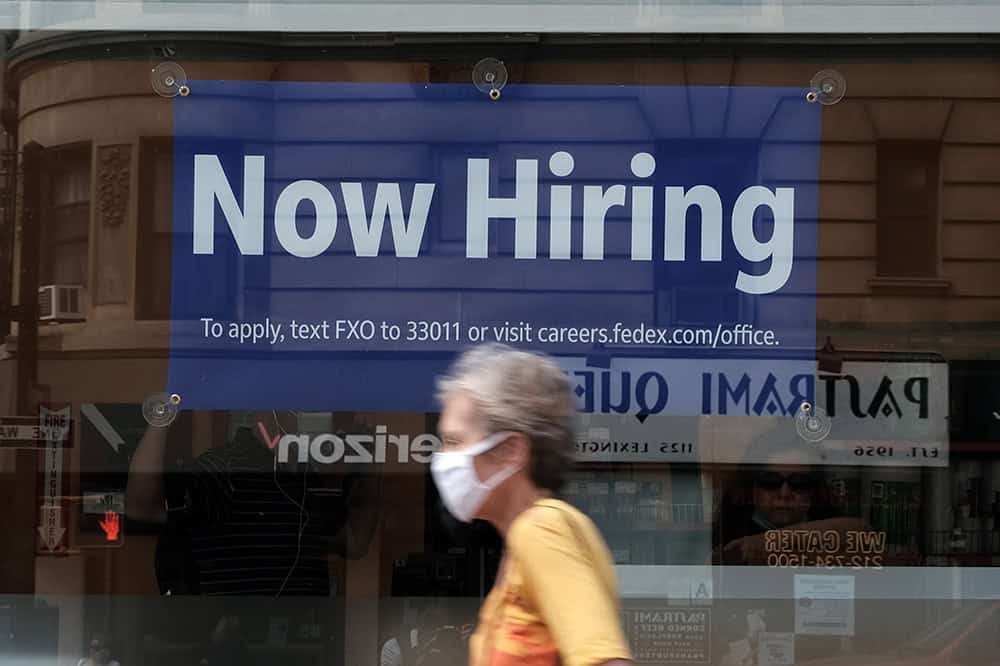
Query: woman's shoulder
509 498 592 545
523 497 584 521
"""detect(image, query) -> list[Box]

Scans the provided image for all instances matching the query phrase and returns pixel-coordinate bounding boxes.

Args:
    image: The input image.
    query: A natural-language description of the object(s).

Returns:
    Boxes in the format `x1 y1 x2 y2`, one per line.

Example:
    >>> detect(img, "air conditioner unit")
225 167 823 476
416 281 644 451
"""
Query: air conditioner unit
38 285 85 322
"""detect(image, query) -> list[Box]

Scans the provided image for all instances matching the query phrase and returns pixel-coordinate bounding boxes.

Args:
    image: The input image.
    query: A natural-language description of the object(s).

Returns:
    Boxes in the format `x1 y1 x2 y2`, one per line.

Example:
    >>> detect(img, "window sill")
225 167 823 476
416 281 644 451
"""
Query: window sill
867 276 952 296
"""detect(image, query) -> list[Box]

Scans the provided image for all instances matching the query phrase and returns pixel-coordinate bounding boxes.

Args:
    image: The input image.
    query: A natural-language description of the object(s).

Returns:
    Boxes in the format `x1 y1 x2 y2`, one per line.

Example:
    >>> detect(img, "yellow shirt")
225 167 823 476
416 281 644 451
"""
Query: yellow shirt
469 499 632 666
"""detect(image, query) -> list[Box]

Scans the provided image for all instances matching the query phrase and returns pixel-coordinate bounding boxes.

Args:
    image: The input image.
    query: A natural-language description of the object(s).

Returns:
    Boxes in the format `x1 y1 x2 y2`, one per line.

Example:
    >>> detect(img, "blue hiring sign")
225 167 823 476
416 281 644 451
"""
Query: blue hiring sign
168 81 820 412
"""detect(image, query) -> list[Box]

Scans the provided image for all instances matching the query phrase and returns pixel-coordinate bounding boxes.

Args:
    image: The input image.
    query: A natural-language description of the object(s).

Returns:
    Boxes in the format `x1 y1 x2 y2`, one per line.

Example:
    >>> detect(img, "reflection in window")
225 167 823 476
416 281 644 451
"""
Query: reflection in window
876 141 941 279
41 144 91 289
137 138 173 320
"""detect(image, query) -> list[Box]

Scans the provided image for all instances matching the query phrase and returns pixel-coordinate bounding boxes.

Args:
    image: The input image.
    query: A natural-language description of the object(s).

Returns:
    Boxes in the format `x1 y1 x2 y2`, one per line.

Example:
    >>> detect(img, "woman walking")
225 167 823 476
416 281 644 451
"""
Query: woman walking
431 343 633 666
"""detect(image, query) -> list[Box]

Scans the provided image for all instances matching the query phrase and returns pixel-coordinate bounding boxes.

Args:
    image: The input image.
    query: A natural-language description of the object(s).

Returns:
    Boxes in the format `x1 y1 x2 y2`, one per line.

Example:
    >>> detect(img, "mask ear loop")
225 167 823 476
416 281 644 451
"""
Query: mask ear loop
460 431 515 457
270 410 310 597
474 431 521 489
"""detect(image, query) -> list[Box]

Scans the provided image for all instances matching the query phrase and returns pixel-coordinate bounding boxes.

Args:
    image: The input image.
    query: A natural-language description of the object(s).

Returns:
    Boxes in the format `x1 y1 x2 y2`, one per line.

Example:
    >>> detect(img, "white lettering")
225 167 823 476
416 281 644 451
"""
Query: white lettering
341 182 435 257
274 180 338 258
630 152 656 261
548 151 575 260
582 184 626 261
193 152 800 295
344 435 373 463
410 434 439 463
310 434 345 464
278 434 310 464
193 155 265 255
466 158 538 259
275 428 442 465
732 186 795 294
664 185 723 262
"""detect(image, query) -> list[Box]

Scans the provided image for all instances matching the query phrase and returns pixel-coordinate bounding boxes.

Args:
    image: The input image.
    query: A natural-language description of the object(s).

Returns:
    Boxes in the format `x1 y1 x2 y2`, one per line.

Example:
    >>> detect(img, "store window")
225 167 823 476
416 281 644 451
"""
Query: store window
0 33 999 666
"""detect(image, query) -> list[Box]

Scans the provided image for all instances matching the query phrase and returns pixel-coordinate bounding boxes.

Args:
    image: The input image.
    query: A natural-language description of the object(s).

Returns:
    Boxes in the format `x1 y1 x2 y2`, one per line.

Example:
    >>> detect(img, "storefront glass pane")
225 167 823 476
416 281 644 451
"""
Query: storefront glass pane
1 38 998 666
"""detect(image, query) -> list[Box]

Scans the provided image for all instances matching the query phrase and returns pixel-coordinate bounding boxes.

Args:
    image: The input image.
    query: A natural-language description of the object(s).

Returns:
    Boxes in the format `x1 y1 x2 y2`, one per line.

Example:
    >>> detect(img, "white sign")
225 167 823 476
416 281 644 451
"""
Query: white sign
37 407 70 552
758 633 795 666
571 359 948 467
0 413 71 446
0 425 67 441
83 492 125 515
794 575 855 636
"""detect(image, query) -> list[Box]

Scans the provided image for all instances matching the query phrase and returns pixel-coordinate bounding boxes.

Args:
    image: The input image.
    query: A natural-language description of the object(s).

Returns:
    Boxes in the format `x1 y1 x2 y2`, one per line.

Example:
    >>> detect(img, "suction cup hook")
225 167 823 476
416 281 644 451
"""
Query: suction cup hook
807 69 846 105
151 62 189 98
795 401 832 443
473 58 508 102
142 392 181 427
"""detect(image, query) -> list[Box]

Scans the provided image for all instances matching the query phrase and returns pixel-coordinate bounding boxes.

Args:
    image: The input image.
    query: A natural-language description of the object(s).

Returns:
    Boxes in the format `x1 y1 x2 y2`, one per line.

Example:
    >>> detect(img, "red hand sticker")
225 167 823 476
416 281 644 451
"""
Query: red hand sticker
99 511 120 542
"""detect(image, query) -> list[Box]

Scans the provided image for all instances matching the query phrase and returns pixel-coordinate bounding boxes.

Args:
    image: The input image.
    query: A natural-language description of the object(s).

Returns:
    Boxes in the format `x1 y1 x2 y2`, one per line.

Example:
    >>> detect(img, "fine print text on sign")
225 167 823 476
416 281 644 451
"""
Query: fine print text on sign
168 82 820 411
196 318 781 351
794 575 855 637
624 608 710 664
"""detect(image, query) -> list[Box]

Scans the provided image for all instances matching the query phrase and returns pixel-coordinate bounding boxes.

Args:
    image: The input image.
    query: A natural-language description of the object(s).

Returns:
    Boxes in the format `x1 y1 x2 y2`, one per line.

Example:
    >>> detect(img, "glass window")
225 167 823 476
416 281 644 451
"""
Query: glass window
0 31 998 666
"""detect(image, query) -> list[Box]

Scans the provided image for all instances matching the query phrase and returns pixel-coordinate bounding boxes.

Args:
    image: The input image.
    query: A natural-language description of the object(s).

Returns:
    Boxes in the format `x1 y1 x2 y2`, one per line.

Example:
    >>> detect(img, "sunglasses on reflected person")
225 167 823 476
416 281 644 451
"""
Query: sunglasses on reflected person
753 471 816 492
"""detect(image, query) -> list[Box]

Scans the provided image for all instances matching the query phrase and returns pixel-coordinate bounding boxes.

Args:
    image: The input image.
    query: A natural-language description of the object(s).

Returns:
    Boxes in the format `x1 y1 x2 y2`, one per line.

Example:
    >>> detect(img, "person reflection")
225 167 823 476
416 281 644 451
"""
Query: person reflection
127 410 380 594
125 410 381 663
380 599 474 666
77 634 121 666
713 424 865 566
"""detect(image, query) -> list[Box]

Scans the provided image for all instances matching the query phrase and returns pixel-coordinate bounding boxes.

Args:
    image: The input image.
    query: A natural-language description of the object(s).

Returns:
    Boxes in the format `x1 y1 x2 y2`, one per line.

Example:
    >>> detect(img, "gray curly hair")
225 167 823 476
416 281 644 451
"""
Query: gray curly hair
435 343 578 492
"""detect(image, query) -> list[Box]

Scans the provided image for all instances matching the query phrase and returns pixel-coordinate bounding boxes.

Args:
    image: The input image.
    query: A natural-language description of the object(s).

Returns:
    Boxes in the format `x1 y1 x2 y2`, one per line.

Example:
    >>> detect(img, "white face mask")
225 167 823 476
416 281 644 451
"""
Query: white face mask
430 431 518 523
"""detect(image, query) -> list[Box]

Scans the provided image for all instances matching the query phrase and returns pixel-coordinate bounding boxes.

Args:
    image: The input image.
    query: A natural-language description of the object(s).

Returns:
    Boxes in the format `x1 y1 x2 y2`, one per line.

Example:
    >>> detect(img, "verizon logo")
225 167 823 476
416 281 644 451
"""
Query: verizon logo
271 426 440 464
